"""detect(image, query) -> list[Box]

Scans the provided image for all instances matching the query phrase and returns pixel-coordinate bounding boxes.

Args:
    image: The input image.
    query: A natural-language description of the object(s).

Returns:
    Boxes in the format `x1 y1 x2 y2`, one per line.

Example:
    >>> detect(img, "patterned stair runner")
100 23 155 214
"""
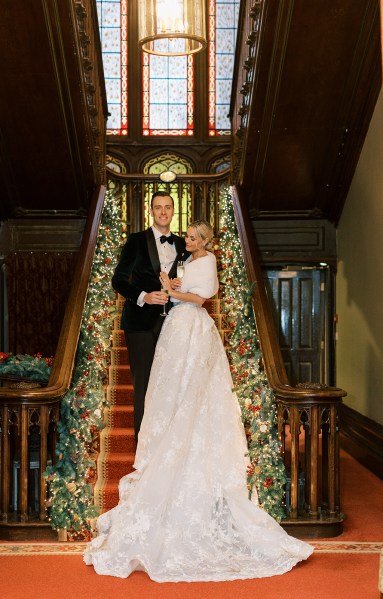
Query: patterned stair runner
94 294 228 513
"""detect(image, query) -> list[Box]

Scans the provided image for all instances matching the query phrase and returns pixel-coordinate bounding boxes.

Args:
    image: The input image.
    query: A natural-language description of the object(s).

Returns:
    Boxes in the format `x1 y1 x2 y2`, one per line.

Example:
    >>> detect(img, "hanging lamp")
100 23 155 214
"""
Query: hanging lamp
138 0 207 56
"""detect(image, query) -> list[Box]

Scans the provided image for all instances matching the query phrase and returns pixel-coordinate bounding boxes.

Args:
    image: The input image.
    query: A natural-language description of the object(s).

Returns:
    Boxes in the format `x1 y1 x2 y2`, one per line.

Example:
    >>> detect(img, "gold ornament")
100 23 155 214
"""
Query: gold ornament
66 482 77 493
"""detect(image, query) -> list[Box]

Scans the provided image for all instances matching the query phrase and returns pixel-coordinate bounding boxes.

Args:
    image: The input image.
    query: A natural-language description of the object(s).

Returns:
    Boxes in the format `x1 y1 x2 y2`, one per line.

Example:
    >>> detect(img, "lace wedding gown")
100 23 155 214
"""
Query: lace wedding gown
84 252 313 581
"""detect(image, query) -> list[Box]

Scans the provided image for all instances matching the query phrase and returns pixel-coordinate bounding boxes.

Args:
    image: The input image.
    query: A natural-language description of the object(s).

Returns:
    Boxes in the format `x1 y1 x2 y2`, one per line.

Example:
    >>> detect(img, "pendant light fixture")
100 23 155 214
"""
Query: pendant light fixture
138 0 207 56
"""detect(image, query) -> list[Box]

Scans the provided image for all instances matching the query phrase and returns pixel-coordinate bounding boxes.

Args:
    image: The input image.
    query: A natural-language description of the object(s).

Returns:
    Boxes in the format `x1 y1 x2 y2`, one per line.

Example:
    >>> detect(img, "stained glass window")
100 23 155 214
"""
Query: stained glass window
142 43 194 136
210 155 231 173
143 155 193 234
97 1 239 137
208 0 240 135
106 155 129 237
97 0 128 135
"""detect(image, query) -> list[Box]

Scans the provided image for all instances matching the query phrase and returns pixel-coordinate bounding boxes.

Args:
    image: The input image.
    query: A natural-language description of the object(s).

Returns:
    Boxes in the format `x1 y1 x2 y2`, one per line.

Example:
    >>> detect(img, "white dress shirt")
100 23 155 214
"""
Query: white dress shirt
137 226 177 306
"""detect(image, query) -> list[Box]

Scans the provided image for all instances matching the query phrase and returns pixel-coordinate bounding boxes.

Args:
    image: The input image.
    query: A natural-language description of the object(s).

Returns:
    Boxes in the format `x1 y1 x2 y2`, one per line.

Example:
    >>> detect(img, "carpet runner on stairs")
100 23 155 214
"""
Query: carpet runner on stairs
94 294 228 513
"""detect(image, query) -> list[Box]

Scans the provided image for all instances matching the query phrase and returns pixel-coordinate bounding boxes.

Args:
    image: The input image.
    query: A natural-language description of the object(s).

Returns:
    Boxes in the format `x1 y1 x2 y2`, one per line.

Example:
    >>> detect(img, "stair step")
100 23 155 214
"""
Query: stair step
106 427 136 452
112 330 126 346
109 365 132 385
101 452 135 481
106 384 134 405
110 346 129 365
101 483 120 510
106 405 135 428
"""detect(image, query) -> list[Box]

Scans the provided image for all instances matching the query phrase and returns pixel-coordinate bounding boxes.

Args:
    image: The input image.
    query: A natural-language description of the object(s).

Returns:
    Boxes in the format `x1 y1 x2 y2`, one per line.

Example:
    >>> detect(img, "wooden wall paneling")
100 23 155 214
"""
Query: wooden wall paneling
340 404 383 479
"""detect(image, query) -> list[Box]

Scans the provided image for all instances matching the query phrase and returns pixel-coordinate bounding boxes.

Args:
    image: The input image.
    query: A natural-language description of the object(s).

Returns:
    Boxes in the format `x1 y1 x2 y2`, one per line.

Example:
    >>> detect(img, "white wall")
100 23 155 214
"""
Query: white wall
337 91 383 425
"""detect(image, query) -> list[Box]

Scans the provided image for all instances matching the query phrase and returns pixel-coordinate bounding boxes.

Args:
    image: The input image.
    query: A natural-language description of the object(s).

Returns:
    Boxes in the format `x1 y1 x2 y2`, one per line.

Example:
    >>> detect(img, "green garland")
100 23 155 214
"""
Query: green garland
218 188 286 521
45 190 122 539
0 352 53 383
45 186 286 535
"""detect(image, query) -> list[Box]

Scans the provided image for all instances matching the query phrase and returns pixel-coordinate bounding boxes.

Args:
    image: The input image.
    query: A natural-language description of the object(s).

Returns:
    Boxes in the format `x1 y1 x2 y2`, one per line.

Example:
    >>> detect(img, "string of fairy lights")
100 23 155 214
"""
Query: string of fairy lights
45 186 286 539
44 190 122 539
218 188 286 521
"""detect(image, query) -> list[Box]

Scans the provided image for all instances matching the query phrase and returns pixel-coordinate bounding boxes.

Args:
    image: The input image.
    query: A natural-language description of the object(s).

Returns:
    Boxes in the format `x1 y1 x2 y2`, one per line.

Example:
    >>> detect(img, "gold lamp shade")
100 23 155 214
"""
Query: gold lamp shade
138 0 207 56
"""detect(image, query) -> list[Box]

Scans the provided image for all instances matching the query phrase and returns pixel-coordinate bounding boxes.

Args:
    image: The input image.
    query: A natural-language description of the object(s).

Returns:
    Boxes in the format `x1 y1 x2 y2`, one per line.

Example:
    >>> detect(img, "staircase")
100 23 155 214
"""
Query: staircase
94 294 226 512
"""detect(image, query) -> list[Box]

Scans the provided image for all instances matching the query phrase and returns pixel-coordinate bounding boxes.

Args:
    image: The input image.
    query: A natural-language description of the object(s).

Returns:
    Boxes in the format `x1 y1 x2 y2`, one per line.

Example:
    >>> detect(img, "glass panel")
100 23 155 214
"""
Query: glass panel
106 155 129 237
97 0 128 135
208 0 239 136
97 0 238 137
143 52 194 136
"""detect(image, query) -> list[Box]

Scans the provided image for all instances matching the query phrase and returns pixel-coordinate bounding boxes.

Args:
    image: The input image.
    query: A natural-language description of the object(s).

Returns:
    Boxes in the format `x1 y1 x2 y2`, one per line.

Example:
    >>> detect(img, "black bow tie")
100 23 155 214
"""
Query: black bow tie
160 234 174 245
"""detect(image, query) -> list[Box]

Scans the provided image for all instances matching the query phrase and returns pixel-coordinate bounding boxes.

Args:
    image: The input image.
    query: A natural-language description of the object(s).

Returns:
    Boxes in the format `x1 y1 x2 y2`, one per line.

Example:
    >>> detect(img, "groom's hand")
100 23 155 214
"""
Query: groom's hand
143 291 168 305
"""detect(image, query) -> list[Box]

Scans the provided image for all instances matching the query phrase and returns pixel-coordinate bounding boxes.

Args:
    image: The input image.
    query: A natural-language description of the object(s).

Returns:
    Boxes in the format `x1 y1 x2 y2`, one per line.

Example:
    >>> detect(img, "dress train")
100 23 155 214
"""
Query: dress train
84 301 313 581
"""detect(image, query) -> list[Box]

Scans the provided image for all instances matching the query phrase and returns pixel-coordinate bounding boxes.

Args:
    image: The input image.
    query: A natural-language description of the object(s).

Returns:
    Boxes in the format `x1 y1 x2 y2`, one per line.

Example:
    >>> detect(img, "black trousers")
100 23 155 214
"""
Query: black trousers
125 314 165 441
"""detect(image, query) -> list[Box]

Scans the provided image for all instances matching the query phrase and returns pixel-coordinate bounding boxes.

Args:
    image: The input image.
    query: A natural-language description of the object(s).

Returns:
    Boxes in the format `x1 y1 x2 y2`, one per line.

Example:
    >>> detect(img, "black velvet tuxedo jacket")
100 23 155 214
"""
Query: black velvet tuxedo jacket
112 228 187 332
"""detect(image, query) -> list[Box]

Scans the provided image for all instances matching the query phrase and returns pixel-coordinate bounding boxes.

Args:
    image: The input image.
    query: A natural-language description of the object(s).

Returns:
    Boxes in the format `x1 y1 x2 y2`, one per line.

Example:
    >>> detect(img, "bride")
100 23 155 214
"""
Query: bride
84 220 313 581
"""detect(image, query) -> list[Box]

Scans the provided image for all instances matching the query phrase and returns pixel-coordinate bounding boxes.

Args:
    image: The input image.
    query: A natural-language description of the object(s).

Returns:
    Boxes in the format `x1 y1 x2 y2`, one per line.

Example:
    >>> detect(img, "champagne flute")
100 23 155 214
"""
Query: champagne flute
177 260 185 279
160 286 168 317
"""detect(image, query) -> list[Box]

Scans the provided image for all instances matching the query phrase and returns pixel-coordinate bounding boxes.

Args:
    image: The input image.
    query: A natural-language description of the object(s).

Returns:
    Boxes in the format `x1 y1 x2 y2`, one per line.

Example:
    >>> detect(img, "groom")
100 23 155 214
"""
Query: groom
112 191 187 440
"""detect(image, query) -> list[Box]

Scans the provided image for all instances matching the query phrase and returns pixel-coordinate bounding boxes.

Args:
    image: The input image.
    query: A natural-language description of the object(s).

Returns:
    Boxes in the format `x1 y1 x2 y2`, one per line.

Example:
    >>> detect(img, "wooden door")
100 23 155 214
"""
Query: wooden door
264 266 334 386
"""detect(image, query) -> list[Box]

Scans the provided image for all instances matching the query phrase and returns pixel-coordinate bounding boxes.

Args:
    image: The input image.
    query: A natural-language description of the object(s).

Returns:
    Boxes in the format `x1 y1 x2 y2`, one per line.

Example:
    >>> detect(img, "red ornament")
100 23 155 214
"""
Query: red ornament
262 477 274 488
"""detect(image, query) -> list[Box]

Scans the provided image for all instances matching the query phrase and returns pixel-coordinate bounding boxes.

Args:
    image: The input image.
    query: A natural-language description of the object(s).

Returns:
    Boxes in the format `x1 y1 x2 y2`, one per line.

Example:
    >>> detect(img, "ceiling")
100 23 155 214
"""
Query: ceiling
0 0 106 222
232 0 382 224
0 0 381 225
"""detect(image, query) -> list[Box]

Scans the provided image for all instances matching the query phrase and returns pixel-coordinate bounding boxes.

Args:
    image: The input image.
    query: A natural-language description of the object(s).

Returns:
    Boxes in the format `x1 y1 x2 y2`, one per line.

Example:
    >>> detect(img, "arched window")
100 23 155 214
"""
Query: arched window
209 154 231 173
106 155 129 238
143 155 193 234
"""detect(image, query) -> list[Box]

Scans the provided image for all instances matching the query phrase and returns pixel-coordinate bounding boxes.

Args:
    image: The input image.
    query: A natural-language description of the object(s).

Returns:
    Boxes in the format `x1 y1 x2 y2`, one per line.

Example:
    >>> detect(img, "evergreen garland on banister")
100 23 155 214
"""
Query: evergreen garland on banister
44 190 123 539
218 188 286 521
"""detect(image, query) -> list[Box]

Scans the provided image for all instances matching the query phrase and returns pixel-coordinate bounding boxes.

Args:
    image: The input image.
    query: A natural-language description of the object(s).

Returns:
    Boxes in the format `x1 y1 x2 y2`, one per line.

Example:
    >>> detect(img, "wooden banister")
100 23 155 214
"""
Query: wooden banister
0 185 106 534
0 185 106 405
231 185 346 536
231 186 346 403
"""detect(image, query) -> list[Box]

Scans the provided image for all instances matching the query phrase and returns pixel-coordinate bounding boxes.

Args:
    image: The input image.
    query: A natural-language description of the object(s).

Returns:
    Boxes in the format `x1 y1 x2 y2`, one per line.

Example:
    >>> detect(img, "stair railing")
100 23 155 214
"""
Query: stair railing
0 185 106 532
231 186 346 537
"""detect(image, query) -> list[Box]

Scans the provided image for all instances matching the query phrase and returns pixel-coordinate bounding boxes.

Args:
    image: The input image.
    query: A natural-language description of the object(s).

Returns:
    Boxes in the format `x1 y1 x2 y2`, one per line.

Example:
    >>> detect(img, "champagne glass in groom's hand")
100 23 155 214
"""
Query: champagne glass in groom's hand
159 272 171 317
160 286 168 317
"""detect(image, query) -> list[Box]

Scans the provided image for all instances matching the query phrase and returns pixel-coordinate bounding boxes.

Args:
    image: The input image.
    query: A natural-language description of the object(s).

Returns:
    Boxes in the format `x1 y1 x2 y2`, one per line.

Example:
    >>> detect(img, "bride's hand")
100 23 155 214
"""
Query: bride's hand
159 271 172 292
171 277 182 289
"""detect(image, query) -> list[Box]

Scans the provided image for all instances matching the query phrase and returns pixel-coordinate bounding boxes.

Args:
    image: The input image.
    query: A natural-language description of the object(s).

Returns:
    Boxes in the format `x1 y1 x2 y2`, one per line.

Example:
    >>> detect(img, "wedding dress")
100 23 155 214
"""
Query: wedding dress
84 252 313 581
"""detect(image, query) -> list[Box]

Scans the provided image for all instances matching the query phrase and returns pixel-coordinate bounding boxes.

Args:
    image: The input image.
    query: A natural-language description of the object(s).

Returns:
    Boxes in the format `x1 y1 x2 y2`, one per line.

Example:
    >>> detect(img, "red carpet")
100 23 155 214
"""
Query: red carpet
0 545 380 599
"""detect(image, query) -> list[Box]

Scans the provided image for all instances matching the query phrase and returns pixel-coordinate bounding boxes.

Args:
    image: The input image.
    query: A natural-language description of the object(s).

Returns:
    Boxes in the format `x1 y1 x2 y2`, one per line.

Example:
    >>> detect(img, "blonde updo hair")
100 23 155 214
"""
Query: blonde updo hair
189 220 214 250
